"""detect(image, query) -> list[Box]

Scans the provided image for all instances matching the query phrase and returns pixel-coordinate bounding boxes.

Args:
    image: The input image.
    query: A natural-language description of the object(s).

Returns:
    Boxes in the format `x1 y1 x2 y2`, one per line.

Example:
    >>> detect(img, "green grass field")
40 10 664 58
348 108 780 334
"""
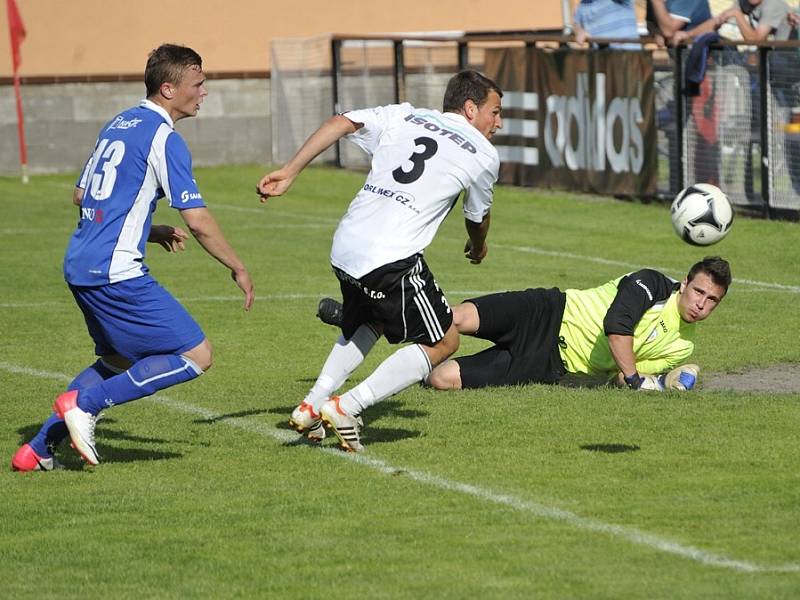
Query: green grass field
1 165 799 599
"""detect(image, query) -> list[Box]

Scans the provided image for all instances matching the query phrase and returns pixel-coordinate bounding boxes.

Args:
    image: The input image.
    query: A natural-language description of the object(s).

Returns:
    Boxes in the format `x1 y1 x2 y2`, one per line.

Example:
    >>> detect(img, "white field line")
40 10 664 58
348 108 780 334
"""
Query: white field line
198 210 800 294
0 228 73 235
490 243 800 294
212 203 340 225
0 291 497 309
236 223 332 230
3 361 798 574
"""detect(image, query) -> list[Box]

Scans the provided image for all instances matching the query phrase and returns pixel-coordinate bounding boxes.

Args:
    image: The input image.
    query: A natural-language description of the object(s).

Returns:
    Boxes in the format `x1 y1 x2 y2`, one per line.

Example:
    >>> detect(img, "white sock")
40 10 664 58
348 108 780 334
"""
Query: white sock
339 344 432 415
304 325 379 411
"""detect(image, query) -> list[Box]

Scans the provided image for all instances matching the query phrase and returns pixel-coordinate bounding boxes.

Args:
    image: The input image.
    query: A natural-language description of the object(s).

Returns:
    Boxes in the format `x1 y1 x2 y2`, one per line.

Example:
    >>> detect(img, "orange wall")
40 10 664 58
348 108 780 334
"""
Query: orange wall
1 0 564 77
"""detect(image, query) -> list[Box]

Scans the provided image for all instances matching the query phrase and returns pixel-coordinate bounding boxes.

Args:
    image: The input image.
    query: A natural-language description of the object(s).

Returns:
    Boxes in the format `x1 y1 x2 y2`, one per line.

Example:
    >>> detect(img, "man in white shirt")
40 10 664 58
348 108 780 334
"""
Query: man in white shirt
256 70 503 451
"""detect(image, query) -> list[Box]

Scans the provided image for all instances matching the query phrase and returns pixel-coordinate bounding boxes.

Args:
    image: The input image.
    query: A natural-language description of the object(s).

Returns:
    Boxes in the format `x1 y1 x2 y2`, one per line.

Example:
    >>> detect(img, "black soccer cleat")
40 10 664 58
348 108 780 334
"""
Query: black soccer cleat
316 297 343 328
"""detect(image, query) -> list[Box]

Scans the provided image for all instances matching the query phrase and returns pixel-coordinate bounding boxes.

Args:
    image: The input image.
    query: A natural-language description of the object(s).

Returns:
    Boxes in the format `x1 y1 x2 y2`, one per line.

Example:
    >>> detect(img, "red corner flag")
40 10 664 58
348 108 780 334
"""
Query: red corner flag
7 0 25 72
7 0 28 182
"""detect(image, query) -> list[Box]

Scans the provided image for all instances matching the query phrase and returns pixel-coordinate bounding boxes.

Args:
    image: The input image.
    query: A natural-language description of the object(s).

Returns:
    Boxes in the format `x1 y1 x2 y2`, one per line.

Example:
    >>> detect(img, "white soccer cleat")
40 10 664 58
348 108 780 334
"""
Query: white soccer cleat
320 396 364 453
53 390 100 465
289 402 326 442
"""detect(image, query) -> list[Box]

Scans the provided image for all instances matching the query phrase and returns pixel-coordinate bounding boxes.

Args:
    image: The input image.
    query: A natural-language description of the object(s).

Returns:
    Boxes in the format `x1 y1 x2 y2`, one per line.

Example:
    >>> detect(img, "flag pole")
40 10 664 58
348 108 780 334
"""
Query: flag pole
12 70 28 183
6 0 28 184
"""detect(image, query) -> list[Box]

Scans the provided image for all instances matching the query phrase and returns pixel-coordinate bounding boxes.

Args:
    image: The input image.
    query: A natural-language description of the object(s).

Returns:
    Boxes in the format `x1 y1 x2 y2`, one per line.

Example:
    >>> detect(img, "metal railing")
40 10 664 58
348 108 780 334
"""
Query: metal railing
321 32 800 219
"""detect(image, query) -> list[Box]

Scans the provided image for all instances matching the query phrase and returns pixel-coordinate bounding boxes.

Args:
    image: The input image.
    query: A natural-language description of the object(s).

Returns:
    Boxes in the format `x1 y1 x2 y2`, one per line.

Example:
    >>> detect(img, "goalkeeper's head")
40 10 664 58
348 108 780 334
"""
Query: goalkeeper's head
678 256 731 323
688 256 732 293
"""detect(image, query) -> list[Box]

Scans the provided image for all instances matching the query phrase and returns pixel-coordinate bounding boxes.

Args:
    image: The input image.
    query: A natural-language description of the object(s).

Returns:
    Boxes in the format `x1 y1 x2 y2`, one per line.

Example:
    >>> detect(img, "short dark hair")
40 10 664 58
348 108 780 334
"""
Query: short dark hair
687 256 732 293
442 70 503 113
145 44 203 97
739 0 756 15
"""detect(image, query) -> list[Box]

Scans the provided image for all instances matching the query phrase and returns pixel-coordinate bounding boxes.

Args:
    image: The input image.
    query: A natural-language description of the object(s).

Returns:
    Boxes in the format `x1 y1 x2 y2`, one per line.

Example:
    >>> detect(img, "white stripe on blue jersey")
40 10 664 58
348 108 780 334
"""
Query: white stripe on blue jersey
65 100 205 287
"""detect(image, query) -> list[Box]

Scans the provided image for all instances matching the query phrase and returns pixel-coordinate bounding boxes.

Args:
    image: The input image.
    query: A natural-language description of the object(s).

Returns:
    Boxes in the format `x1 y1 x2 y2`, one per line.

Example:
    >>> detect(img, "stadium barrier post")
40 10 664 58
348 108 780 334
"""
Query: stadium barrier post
458 41 468 71
393 40 406 105
759 46 771 217
673 45 685 193
331 37 342 168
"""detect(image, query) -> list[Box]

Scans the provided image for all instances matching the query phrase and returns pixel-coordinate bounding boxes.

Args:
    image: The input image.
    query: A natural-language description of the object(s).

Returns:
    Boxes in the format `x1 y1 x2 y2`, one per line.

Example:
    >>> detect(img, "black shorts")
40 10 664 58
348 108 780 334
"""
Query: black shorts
455 287 566 388
334 254 453 345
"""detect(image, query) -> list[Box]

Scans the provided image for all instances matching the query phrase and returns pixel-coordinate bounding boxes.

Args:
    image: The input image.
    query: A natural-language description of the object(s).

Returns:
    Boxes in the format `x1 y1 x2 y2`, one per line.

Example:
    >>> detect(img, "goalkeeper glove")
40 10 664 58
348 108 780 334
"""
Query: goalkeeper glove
624 372 665 392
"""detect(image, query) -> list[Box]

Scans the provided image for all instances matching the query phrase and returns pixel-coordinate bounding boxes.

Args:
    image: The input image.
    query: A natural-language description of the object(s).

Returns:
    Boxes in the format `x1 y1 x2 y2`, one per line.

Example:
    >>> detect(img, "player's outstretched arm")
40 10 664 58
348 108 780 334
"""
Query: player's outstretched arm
179 207 255 311
607 333 641 387
256 114 361 202
464 212 490 264
148 225 188 252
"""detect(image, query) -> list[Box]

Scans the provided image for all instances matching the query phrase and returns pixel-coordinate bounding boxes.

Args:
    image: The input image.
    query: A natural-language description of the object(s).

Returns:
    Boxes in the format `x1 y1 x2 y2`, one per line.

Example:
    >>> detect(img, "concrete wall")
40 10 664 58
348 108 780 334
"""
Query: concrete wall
0 78 270 176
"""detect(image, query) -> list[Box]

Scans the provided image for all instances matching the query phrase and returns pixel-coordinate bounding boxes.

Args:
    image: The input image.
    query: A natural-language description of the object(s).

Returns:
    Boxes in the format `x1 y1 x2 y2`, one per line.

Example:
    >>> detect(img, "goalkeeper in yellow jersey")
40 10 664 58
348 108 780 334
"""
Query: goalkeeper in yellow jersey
421 256 730 391
318 257 730 391
318 257 730 390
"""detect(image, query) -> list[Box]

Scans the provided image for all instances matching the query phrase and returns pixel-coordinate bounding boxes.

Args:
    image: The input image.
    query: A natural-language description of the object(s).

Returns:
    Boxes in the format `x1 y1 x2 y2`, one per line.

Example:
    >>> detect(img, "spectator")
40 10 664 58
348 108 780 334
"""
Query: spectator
573 0 641 50
673 0 794 44
647 0 713 45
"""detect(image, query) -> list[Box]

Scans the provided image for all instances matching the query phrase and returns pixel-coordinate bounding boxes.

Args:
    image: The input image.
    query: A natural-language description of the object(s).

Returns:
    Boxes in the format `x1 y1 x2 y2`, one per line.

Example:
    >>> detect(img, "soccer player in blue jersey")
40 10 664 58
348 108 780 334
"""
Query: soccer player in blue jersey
12 44 254 471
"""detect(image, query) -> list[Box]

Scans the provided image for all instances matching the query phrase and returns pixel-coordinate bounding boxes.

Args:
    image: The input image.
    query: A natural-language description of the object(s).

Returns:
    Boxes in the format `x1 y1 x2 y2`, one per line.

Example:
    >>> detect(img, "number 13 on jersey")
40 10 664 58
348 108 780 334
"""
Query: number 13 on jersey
88 139 126 200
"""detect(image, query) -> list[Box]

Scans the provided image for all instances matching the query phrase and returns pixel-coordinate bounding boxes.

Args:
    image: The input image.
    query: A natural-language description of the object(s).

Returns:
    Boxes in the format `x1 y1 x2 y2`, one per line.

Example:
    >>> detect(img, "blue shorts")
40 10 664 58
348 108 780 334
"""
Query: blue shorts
69 275 206 362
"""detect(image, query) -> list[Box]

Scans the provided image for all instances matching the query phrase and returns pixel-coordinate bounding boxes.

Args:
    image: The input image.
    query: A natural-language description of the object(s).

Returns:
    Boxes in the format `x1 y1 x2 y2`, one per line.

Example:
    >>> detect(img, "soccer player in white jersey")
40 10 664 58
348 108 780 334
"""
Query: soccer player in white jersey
11 44 254 472
257 70 503 452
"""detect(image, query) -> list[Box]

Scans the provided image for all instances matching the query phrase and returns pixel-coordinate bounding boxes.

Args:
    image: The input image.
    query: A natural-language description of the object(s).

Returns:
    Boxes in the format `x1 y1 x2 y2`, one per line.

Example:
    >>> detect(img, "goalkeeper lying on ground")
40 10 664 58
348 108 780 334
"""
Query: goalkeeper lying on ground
318 256 731 392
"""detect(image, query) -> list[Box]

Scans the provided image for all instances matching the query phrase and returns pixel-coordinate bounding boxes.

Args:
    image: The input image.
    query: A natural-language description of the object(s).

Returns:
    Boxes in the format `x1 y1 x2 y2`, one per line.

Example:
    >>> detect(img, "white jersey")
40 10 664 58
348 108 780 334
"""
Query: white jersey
331 103 499 278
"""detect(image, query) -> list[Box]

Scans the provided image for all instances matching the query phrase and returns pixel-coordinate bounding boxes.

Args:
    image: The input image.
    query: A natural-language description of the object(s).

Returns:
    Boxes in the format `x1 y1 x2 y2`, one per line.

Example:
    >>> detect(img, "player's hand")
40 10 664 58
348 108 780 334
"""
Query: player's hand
231 268 255 311
464 239 488 264
663 364 700 391
149 225 188 252
256 168 296 202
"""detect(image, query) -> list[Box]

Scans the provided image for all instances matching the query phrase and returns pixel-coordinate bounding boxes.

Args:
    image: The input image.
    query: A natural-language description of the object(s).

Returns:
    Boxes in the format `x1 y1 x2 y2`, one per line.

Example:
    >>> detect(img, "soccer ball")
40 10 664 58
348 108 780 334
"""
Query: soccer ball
670 184 733 246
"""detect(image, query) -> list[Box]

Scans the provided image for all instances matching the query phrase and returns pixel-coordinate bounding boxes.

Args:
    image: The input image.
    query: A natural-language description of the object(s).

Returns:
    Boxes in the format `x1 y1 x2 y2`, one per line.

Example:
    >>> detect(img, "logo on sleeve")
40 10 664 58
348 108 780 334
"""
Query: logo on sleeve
180 190 203 203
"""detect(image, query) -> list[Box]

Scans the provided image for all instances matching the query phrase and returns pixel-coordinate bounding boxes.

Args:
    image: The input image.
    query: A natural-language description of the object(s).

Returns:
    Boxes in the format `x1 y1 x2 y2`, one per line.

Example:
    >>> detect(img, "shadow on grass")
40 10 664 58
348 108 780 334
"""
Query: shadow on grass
192 408 270 424
275 400 426 447
269 399 427 424
361 426 421 445
281 426 422 449
102 446 183 464
15 420 182 468
580 443 641 453
16 418 169 444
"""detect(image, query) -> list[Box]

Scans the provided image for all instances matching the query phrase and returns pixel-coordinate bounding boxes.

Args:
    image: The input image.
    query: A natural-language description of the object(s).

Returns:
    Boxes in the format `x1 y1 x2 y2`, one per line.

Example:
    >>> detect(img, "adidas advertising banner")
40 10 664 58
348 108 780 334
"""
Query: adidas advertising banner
485 47 657 196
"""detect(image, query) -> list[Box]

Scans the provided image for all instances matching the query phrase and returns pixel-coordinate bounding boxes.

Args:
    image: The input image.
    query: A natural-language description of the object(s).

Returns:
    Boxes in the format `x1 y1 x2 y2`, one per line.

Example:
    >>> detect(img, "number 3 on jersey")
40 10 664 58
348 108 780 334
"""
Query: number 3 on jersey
89 139 126 200
393 137 438 184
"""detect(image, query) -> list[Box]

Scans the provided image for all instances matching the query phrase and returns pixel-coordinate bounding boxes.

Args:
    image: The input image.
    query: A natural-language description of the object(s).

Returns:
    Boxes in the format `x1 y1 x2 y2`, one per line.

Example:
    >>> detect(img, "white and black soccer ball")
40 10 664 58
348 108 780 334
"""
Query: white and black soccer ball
670 183 733 246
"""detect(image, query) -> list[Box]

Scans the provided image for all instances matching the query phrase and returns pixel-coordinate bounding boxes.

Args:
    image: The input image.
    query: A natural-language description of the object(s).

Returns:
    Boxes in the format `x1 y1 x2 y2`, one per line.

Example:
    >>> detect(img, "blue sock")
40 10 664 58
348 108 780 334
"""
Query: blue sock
29 359 120 457
76 354 203 415
68 359 119 392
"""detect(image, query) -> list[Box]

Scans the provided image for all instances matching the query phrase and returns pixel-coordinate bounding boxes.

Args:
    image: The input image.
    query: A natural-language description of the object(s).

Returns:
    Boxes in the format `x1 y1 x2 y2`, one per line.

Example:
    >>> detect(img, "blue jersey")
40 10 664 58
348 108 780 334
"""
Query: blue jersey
64 100 206 287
